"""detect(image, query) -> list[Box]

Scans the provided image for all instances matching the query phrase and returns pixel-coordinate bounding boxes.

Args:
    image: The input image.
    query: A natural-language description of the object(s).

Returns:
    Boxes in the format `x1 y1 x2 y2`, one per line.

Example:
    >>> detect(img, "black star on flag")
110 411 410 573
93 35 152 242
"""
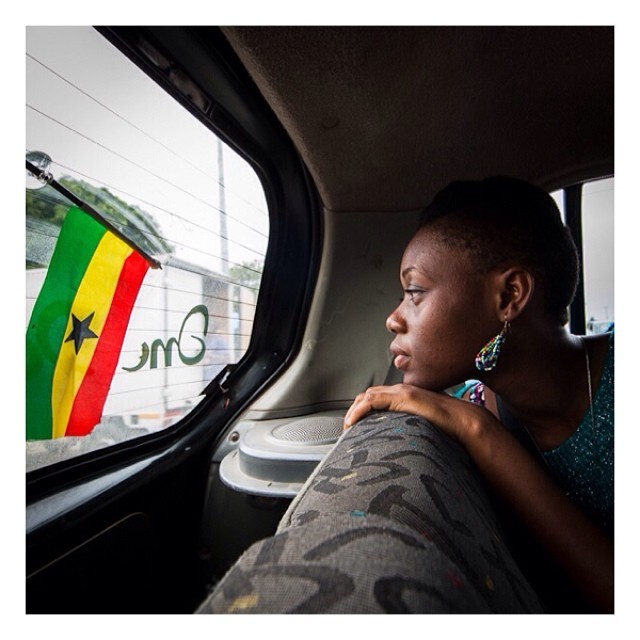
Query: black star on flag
65 312 99 354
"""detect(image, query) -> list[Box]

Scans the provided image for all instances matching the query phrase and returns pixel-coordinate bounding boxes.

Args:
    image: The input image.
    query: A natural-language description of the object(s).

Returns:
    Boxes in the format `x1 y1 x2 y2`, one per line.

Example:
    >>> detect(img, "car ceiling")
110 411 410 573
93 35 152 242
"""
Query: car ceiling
221 26 614 213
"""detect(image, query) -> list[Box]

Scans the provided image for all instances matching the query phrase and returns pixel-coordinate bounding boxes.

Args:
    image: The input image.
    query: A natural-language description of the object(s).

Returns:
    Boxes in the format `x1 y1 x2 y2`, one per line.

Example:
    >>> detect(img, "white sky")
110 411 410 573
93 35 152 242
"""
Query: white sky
26 26 269 274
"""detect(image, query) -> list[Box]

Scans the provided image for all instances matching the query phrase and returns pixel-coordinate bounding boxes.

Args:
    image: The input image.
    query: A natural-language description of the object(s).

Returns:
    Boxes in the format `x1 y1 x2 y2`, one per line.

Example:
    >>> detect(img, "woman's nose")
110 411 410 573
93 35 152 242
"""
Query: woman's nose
386 306 405 334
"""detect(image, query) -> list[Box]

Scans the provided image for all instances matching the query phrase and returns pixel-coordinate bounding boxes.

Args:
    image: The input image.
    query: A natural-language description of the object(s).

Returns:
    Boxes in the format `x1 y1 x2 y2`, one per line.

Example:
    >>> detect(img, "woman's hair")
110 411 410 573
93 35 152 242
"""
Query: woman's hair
419 176 579 325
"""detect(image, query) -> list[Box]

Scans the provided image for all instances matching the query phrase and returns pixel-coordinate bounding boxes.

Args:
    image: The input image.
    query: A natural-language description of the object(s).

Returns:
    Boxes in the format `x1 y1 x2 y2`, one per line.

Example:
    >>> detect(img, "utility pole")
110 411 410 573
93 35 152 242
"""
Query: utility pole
217 138 235 360
217 138 229 275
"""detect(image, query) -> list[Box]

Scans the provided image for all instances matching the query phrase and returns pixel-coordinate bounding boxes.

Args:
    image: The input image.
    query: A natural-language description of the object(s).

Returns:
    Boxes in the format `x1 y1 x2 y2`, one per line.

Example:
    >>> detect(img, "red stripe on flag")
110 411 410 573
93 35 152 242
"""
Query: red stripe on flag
65 251 149 436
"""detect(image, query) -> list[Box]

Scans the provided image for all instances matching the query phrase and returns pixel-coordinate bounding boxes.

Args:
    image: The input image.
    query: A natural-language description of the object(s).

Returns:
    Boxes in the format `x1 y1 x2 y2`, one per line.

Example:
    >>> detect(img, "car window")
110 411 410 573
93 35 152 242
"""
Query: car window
582 178 614 333
551 177 614 334
26 27 268 471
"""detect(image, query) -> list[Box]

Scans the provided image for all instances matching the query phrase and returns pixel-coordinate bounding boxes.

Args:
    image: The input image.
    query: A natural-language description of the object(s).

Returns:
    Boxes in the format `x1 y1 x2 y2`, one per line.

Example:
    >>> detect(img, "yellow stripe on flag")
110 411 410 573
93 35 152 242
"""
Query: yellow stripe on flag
51 234 133 438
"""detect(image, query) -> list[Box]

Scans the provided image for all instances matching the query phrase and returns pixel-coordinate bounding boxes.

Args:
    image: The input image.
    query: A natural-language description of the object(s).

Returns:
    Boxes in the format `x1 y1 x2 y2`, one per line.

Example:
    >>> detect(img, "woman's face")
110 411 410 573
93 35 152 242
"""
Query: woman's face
387 226 500 391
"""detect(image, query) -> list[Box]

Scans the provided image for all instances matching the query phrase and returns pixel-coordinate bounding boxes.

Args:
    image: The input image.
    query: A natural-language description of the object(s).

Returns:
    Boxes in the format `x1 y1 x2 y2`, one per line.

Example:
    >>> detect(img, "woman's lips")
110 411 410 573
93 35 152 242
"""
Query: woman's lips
391 345 410 370
394 354 409 370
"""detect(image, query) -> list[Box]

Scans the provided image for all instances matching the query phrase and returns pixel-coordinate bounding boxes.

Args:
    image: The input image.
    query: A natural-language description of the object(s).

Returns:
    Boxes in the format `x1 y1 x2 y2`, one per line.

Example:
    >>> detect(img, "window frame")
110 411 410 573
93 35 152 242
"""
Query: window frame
26 26 322 501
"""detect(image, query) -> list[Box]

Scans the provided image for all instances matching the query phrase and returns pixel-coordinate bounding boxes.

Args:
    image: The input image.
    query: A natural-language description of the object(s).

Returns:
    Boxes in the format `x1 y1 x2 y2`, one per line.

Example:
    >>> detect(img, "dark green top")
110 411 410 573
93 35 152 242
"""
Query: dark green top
543 333 614 534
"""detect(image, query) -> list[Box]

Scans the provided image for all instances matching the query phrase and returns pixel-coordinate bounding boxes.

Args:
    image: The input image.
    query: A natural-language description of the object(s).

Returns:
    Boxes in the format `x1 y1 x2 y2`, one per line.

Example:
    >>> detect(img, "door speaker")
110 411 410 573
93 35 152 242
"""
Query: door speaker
271 416 344 444
219 414 344 497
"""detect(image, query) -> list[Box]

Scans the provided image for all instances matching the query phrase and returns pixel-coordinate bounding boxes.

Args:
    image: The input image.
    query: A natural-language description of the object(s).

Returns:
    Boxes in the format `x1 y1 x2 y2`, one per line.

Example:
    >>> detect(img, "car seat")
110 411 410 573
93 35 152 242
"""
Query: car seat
196 411 543 613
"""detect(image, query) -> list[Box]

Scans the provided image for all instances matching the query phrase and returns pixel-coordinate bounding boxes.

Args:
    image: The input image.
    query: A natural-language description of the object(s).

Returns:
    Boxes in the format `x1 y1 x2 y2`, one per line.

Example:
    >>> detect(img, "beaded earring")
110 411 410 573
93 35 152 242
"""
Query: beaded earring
475 318 510 372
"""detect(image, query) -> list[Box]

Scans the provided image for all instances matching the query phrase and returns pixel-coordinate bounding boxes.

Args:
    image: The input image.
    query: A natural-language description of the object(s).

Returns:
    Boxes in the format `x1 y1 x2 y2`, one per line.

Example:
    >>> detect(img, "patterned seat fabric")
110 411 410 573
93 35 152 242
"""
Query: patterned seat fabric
197 412 543 613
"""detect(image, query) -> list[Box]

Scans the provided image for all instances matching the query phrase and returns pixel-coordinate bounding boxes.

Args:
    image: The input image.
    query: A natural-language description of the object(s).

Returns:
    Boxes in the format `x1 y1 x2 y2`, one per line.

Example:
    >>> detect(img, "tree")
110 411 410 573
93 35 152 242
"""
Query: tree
229 259 264 292
26 176 173 268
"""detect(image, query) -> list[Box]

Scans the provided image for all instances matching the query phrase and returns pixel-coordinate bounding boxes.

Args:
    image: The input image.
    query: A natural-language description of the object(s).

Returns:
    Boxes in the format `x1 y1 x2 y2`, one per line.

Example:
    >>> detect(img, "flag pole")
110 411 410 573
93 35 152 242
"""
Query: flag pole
26 159 162 270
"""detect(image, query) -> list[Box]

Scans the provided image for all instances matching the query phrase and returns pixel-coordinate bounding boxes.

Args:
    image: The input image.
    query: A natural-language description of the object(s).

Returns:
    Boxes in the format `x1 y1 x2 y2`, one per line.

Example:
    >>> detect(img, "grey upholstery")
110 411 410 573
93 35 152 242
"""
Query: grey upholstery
197 412 543 613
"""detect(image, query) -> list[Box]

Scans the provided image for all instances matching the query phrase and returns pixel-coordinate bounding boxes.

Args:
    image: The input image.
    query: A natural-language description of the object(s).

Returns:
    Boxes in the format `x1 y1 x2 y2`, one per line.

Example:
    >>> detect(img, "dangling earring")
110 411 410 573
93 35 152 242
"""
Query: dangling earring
475 317 510 372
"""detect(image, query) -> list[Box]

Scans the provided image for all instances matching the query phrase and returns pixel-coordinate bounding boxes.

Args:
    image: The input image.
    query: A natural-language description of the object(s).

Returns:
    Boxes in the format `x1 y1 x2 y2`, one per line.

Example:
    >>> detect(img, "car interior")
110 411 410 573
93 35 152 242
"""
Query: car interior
25 26 614 614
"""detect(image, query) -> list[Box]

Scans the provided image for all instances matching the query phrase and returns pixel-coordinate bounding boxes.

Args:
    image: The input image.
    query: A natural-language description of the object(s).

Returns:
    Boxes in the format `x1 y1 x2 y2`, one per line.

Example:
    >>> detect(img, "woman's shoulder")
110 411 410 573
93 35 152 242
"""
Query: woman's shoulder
593 330 614 410
586 330 614 398
582 328 613 347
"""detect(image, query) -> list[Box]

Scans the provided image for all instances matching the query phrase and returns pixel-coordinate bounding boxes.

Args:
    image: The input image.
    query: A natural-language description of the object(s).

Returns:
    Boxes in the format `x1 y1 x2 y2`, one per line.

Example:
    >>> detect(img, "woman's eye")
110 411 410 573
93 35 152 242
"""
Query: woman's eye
403 288 424 304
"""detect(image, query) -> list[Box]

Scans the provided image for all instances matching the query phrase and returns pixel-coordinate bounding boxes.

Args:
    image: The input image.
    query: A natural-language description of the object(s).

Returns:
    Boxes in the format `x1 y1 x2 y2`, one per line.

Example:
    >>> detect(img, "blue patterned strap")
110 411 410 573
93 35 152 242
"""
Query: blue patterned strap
449 380 485 406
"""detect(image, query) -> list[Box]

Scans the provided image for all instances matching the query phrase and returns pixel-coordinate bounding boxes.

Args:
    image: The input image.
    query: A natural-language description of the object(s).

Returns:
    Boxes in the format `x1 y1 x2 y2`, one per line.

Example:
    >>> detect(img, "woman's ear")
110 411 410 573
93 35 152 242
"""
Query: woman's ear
494 267 535 320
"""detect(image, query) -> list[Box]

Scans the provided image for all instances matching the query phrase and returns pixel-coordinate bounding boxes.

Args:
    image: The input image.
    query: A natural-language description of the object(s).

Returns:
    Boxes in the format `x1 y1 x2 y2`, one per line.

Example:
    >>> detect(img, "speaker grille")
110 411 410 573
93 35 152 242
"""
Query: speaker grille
271 416 344 444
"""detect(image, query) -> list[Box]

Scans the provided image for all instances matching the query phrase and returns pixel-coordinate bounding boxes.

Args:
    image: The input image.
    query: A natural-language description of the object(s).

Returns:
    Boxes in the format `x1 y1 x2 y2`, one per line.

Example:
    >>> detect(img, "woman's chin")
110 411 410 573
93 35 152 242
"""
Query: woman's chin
400 371 455 393
399 371 426 388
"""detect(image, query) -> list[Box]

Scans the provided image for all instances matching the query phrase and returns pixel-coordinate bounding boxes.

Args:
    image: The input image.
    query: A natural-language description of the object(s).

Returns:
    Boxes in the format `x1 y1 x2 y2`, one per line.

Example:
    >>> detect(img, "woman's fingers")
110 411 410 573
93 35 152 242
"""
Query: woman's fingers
344 388 379 428
343 384 417 428
343 391 373 429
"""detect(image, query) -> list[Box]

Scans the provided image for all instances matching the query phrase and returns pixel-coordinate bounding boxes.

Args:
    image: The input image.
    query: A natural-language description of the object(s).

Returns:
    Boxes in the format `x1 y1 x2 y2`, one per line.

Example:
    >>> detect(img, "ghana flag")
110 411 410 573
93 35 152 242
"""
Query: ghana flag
26 206 149 440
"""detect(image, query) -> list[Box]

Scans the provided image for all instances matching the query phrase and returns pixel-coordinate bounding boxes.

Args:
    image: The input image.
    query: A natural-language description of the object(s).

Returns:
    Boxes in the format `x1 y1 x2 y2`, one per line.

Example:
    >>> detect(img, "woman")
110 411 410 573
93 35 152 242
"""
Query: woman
343 176 614 612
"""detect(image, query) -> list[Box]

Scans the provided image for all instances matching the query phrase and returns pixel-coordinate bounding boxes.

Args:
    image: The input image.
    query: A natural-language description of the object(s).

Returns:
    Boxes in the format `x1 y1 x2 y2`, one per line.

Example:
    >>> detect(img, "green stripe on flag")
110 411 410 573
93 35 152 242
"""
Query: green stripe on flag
26 207 107 440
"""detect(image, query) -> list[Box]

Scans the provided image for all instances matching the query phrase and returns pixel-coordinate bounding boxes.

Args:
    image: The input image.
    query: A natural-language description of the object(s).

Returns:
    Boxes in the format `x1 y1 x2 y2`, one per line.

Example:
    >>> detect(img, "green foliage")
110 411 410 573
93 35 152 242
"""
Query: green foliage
26 175 173 268
25 188 68 226
229 259 264 291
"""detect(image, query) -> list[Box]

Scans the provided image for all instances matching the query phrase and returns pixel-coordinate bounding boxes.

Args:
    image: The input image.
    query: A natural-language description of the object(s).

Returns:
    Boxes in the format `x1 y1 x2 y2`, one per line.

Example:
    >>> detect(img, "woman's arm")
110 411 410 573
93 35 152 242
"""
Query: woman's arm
344 384 614 613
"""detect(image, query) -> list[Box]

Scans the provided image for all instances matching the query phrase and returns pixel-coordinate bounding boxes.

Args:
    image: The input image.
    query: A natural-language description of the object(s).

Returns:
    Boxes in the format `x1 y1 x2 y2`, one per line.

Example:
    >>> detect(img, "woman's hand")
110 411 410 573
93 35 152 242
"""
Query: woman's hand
343 383 493 446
